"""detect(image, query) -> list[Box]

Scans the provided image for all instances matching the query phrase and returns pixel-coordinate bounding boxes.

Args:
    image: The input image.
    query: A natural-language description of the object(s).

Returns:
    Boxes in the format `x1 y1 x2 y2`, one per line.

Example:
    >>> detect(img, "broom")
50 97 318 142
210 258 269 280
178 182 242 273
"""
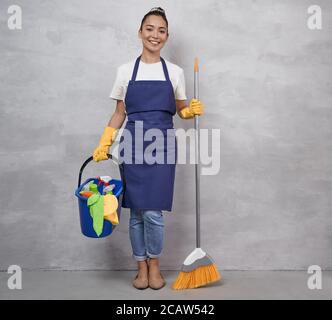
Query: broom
172 58 221 290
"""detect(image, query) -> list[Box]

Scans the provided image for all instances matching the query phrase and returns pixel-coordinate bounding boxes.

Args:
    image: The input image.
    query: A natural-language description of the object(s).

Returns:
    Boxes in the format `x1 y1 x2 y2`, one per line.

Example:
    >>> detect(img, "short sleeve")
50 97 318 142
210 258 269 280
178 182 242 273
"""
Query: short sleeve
109 67 125 100
174 69 187 100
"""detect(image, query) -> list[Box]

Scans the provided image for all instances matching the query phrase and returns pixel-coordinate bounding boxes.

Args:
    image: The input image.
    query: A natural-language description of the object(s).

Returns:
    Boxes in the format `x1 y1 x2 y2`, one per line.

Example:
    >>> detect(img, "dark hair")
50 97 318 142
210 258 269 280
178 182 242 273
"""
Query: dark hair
139 7 168 33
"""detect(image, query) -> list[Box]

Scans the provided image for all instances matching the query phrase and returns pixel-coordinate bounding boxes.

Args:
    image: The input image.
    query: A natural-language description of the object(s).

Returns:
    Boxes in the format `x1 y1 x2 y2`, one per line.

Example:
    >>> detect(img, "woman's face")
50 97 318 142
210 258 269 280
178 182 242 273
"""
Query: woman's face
139 15 168 53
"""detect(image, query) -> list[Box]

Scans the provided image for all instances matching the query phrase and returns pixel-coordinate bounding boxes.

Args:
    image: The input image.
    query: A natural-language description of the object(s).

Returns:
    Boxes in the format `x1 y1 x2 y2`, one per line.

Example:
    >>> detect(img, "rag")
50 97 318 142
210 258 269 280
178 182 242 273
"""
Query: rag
104 194 119 225
87 193 105 236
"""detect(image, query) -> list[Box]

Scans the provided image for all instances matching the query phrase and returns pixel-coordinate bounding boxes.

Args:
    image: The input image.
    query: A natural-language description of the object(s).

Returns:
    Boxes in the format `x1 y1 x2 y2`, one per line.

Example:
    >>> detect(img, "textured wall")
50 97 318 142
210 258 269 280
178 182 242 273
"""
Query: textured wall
0 0 331 271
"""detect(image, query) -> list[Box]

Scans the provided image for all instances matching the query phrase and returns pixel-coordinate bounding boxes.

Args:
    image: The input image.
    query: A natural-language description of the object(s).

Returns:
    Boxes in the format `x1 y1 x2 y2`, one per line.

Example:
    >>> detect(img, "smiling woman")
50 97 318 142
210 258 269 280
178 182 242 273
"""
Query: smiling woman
139 7 169 56
92 7 205 290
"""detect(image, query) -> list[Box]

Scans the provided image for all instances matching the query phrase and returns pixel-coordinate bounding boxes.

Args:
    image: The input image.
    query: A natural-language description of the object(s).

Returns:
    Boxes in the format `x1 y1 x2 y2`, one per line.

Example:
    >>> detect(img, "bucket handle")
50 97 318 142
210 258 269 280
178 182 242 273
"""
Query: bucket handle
77 154 125 190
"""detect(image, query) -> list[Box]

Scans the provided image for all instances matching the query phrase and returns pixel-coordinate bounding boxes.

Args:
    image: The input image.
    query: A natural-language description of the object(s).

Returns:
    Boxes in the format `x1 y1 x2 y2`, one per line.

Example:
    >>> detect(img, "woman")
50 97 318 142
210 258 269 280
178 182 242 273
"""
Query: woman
93 7 204 290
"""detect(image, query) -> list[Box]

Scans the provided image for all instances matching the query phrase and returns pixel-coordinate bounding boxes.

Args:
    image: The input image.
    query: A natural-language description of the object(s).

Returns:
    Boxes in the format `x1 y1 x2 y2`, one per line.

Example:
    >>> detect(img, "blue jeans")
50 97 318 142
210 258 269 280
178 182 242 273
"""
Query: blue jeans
129 209 164 261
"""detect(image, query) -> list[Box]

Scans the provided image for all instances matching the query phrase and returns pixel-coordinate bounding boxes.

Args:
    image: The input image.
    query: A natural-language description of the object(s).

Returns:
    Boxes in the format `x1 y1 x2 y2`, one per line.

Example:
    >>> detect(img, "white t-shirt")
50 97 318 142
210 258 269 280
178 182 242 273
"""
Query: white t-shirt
109 59 187 103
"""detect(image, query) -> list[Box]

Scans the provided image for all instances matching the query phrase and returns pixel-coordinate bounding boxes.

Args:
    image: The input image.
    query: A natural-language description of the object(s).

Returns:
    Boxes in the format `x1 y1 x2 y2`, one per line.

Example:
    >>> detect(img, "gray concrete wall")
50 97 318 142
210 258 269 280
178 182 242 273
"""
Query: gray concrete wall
0 0 331 271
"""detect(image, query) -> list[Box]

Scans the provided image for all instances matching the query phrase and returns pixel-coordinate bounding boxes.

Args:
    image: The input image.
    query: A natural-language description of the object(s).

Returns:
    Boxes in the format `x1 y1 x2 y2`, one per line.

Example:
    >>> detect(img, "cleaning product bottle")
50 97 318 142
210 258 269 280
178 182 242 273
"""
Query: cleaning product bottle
103 184 115 195
81 180 94 191
97 176 112 187
80 182 99 198
89 183 99 194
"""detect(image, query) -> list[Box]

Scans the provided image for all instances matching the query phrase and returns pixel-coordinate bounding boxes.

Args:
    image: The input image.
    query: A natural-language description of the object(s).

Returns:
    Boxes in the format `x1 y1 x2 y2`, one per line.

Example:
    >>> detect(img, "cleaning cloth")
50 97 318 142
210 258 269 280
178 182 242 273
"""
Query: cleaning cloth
87 194 104 236
104 194 119 225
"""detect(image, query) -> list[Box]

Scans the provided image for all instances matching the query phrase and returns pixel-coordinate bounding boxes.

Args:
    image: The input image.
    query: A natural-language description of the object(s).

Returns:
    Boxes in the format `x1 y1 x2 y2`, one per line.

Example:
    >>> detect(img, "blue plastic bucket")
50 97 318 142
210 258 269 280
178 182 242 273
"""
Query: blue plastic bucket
74 155 124 238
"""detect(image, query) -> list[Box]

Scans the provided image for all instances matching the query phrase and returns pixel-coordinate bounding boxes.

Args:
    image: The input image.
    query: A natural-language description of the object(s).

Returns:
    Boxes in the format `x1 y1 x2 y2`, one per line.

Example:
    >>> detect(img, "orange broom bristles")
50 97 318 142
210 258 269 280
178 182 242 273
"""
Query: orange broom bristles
172 263 221 290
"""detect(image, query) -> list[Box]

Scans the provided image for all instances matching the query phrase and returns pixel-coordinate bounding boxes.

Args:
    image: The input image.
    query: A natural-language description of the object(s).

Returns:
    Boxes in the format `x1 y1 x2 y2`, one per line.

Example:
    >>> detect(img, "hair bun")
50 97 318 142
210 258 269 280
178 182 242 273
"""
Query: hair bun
149 7 165 14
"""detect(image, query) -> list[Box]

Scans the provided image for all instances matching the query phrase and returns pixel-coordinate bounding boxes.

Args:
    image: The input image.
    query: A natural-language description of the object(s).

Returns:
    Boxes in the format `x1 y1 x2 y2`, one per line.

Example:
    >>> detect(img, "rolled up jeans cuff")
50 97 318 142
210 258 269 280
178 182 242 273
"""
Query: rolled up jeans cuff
132 254 148 262
147 251 161 259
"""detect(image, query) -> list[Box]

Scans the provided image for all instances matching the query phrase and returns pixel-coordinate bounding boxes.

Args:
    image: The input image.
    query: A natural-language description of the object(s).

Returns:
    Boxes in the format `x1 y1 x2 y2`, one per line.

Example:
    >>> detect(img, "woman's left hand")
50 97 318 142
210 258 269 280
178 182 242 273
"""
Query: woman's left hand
189 98 204 116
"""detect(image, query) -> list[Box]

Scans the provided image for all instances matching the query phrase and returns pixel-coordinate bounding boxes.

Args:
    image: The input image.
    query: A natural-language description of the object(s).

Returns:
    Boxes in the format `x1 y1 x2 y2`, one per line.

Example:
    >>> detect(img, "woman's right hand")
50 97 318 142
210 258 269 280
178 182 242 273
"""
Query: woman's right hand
93 126 118 162
93 145 110 162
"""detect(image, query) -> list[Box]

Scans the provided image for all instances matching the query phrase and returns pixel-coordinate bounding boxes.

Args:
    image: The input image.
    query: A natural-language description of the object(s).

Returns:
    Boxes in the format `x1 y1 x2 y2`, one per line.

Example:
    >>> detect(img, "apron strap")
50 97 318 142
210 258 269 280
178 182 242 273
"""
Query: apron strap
130 56 171 82
160 57 170 82
131 56 141 81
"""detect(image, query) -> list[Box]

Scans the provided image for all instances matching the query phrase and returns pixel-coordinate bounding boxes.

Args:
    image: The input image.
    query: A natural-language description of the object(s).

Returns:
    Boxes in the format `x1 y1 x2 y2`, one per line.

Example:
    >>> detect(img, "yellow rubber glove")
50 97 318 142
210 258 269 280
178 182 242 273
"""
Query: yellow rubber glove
179 99 204 119
93 126 118 162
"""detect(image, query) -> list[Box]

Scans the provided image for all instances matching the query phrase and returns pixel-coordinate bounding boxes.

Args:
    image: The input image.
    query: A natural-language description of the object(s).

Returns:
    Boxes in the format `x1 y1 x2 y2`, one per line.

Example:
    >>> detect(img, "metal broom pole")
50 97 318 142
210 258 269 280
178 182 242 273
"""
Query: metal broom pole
194 57 200 249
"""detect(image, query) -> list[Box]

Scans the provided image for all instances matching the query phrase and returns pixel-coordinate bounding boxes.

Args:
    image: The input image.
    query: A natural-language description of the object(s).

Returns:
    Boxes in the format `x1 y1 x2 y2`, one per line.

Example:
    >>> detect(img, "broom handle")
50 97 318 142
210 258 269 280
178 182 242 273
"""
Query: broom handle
194 58 201 249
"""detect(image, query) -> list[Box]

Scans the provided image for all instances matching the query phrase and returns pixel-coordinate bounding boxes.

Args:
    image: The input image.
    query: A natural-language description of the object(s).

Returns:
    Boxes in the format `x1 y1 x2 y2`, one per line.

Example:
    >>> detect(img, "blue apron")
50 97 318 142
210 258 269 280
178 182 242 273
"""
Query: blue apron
119 56 177 211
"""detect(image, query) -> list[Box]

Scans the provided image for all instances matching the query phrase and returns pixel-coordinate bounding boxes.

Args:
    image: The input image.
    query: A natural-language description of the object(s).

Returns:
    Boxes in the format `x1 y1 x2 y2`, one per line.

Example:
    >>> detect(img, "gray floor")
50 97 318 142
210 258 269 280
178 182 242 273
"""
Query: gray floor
0 270 331 300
